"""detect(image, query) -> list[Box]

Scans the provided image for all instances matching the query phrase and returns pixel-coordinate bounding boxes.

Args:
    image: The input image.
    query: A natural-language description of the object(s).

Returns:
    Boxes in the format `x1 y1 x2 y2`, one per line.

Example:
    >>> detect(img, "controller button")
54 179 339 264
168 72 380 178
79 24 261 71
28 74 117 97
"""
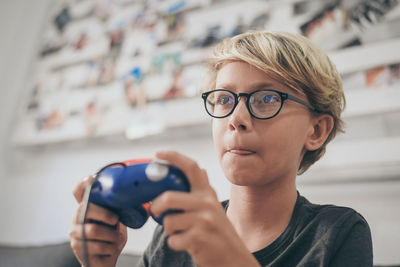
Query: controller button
145 162 169 182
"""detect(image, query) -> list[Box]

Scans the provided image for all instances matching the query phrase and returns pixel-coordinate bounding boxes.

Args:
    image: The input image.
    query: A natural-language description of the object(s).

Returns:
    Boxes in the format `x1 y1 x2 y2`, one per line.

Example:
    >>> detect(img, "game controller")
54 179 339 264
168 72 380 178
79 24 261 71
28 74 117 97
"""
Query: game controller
89 158 190 229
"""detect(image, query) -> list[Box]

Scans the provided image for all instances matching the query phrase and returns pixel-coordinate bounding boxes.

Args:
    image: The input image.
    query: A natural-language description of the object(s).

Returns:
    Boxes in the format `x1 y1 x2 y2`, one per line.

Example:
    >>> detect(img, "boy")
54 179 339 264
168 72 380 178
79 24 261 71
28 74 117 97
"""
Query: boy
70 31 373 266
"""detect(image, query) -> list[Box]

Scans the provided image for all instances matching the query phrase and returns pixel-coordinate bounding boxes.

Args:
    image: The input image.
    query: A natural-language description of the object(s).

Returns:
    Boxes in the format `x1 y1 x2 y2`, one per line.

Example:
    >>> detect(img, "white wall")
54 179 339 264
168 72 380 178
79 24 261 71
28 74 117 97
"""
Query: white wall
0 0 50 240
0 0 49 178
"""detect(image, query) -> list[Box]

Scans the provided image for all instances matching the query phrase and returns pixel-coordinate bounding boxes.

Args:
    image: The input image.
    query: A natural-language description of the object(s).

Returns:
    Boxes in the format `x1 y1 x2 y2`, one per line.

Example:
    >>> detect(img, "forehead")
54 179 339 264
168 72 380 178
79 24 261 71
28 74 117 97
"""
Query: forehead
214 61 305 97
215 61 286 91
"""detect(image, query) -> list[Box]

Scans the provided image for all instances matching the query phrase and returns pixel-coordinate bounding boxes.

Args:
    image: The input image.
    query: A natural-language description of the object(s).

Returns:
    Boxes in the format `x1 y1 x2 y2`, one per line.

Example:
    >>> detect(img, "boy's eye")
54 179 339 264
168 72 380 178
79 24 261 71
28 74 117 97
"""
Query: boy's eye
263 94 279 103
217 94 233 105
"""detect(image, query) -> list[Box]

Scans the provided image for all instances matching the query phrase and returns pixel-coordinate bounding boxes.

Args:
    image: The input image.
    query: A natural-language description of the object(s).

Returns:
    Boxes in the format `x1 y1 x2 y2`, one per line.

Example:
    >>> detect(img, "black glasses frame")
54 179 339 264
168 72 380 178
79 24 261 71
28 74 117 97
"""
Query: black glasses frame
202 89 317 120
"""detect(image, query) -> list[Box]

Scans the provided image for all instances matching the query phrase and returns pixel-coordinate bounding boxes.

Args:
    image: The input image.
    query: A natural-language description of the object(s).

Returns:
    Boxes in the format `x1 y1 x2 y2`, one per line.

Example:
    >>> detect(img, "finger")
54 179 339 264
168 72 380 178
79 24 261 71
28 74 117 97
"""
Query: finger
150 190 218 218
70 238 117 257
166 230 187 252
70 223 120 243
74 203 119 226
73 175 94 203
167 226 209 252
155 150 210 191
163 211 197 236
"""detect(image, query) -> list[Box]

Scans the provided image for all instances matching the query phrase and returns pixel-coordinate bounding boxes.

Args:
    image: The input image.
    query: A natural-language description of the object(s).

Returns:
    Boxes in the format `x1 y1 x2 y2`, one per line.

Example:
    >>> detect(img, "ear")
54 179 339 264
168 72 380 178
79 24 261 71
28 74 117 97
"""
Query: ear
305 114 334 151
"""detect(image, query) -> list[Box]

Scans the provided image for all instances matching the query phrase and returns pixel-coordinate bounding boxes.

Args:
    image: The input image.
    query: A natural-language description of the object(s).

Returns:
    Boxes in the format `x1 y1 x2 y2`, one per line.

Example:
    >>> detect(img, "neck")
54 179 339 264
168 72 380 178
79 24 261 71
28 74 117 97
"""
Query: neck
227 176 297 252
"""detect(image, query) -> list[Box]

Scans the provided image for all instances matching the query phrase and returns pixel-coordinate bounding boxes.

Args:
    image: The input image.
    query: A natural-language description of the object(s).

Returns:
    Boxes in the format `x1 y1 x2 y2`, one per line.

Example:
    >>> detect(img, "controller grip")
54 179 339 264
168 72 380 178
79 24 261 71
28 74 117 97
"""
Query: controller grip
90 182 151 229
118 204 150 229
119 202 182 227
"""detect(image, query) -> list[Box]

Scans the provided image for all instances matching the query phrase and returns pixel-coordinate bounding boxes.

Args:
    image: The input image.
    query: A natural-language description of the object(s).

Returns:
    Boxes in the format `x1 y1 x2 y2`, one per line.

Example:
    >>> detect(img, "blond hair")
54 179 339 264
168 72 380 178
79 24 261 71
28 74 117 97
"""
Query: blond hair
204 31 345 174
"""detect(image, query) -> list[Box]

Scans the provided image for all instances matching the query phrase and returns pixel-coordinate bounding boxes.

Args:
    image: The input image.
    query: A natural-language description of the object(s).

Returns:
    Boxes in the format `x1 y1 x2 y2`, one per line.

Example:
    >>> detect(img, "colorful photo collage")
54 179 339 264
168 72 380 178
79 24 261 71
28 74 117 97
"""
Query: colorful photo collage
26 0 269 139
342 62 400 91
23 0 399 141
298 0 399 51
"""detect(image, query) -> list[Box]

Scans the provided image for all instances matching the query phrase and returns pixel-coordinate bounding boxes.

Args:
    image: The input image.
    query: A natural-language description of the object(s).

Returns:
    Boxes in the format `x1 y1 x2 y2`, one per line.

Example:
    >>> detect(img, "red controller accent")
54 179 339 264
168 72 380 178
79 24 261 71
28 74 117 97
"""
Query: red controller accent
142 202 151 217
123 158 152 166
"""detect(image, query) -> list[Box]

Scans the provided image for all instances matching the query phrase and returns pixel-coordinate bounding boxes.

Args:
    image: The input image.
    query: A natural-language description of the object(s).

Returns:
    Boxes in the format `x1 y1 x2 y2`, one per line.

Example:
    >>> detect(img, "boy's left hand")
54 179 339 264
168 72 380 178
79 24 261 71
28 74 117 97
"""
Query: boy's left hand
150 150 260 267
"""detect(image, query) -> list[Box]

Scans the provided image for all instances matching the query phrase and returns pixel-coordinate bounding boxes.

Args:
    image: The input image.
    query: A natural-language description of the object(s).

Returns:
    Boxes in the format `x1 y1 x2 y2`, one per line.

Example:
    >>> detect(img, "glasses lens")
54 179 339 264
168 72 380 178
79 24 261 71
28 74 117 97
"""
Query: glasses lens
206 90 235 118
249 91 282 118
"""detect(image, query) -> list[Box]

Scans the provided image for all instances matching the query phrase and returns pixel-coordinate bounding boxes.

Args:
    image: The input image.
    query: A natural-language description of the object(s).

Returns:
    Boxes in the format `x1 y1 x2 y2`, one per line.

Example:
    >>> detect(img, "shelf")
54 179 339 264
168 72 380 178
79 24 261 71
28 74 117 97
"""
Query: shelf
328 37 400 75
300 136 400 184
343 85 400 118
385 3 400 22
155 0 202 16
358 18 400 45
184 0 270 42
181 47 213 66
11 96 208 147
38 38 110 70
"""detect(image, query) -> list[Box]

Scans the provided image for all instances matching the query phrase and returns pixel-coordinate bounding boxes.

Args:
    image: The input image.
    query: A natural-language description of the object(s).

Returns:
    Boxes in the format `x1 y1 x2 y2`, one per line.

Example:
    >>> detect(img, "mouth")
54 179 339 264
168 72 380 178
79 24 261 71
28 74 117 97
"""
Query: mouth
227 148 256 156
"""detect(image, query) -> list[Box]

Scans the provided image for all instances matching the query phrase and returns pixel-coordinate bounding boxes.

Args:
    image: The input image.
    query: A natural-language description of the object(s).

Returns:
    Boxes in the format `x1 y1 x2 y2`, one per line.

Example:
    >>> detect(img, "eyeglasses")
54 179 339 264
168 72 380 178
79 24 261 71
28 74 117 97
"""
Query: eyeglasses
202 89 317 120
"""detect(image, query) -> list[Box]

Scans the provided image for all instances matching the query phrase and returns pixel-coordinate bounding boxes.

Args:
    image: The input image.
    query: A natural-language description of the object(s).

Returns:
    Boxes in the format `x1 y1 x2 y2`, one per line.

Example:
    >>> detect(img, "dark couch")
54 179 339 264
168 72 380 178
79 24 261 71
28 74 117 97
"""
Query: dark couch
0 242 141 267
1 242 398 267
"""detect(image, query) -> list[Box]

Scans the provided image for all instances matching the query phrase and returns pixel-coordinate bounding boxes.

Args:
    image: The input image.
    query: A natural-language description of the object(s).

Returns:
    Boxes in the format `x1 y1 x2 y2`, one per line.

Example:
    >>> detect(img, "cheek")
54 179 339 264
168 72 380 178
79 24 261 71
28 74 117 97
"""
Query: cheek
212 120 223 157
257 119 310 170
261 120 309 168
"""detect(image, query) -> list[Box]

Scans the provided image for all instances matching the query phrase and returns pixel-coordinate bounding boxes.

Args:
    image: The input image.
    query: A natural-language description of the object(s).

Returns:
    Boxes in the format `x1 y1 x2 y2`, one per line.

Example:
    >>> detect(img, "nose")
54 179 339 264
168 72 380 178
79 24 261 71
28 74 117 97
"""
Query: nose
228 97 253 131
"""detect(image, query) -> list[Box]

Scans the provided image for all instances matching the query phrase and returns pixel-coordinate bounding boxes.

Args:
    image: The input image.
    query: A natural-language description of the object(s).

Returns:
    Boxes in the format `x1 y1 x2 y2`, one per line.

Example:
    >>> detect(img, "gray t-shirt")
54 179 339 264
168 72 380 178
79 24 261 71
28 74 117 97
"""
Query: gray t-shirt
136 193 373 267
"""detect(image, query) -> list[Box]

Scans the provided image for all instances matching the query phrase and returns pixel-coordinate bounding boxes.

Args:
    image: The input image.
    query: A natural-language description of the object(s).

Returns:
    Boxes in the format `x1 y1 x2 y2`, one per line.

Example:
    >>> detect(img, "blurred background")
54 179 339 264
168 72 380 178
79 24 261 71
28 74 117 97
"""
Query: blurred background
0 0 399 266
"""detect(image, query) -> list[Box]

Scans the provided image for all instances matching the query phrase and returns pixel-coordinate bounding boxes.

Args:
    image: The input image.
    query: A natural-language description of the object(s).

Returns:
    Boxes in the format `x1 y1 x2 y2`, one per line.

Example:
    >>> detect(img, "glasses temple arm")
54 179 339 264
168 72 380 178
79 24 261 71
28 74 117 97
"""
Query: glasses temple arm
287 94 318 112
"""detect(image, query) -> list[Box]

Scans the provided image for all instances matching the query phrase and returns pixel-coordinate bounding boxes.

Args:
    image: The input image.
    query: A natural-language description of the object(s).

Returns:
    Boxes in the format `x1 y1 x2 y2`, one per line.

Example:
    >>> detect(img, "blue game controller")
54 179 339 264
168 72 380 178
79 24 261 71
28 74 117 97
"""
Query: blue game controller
89 159 190 229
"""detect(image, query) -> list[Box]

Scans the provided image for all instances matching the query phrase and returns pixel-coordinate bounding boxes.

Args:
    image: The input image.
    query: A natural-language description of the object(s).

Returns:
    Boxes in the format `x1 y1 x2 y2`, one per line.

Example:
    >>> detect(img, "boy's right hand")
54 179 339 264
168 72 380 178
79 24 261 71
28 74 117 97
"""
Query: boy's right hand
70 176 127 267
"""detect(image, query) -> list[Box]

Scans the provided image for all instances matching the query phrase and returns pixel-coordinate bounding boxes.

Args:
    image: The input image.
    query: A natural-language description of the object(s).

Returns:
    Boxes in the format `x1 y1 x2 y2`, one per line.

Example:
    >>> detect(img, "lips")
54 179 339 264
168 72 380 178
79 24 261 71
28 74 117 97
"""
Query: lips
227 148 255 155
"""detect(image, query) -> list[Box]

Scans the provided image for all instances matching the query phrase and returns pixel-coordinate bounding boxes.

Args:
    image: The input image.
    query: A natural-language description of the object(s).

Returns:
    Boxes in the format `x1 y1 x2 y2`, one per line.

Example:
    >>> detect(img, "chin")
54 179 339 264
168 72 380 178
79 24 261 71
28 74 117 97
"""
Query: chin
226 176 249 186
223 162 283 188
222 154 259 178
227 177 271 188
224 168 263 186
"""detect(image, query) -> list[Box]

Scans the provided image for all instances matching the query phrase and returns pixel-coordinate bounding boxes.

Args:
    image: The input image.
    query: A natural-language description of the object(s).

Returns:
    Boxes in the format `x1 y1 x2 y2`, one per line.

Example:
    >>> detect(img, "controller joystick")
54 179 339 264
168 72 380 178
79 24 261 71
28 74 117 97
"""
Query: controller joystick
89 159 190 229
145 160 170 182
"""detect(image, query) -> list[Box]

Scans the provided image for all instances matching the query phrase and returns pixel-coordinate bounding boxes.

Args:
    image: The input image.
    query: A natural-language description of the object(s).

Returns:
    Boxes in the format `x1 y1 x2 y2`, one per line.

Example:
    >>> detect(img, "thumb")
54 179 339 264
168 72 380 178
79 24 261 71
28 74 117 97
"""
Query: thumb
73 175 94 203
154 150 210 192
